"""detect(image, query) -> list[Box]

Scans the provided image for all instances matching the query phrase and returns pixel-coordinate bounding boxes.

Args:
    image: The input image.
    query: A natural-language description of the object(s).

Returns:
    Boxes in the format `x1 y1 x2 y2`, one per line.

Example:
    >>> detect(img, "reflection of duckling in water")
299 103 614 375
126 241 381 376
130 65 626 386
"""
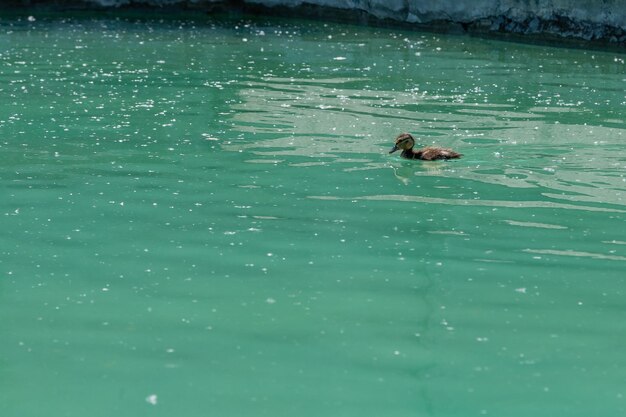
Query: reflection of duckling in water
390 159 450 185
389 133 462 160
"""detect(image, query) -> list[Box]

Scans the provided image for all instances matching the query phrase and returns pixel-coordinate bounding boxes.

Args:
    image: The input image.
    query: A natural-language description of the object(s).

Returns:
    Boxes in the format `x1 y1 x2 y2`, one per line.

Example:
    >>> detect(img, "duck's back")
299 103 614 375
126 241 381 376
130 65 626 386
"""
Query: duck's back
416 146 462 160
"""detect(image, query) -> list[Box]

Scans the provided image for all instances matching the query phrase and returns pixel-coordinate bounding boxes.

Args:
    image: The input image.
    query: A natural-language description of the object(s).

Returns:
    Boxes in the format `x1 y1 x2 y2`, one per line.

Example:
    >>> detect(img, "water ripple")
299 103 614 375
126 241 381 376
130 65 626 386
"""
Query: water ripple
309 194 626 213
523 249 626 262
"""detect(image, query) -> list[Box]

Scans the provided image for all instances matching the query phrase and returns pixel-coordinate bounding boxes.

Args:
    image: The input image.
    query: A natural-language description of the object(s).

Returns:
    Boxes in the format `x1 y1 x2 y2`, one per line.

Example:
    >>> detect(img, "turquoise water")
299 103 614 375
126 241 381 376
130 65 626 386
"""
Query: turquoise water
1 12 625 417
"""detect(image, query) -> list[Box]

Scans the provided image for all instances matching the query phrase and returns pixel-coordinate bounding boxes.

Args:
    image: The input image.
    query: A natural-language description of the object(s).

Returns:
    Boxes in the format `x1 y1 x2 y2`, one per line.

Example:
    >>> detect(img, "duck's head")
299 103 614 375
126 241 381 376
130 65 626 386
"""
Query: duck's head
389 133 415 154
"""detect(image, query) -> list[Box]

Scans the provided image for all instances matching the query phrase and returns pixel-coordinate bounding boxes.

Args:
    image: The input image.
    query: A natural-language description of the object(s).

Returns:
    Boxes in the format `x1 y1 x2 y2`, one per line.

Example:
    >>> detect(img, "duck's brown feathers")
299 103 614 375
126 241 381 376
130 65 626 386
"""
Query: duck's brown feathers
390 133 462 160
409 146 462 161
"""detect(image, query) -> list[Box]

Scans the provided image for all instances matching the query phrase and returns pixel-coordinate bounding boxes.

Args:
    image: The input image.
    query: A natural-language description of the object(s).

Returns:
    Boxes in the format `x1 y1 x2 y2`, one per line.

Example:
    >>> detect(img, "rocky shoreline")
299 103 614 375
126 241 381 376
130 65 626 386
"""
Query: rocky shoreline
5 0 626 46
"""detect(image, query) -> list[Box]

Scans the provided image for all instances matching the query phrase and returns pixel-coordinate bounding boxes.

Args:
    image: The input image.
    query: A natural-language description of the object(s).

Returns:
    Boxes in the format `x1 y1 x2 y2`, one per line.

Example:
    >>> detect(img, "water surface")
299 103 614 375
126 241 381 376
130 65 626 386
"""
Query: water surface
1 12 625 417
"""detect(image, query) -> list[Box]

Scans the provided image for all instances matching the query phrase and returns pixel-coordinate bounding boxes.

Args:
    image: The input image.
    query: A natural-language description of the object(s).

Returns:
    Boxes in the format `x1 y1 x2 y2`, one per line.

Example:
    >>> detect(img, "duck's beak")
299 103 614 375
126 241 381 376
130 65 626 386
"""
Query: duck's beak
389 145 399 154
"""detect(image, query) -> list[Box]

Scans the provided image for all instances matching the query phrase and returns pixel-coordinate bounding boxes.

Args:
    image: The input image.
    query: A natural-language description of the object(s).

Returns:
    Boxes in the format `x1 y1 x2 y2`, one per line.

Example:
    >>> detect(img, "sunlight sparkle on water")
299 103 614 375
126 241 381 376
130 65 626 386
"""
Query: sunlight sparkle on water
1 12 625 417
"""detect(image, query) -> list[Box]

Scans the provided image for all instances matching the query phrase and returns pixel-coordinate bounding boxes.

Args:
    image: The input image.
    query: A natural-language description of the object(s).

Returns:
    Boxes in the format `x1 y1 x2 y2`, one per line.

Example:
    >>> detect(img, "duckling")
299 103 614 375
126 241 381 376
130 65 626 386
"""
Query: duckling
389 133 462 160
